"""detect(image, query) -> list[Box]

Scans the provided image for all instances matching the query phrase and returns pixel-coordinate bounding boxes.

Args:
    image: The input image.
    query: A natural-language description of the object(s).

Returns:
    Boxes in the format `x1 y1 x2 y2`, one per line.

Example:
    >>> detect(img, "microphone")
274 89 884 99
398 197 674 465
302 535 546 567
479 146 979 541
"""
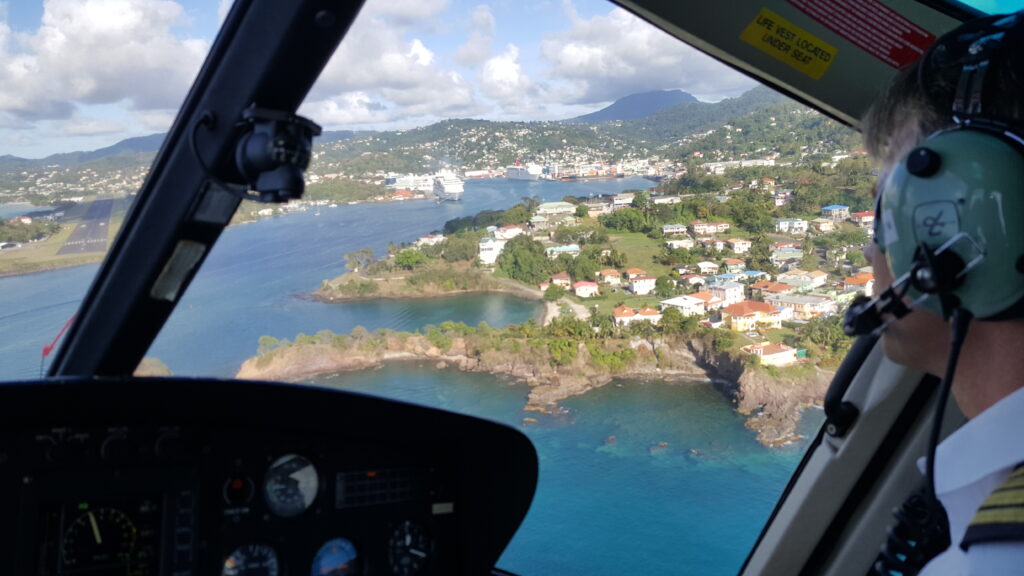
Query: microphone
843 279 913 337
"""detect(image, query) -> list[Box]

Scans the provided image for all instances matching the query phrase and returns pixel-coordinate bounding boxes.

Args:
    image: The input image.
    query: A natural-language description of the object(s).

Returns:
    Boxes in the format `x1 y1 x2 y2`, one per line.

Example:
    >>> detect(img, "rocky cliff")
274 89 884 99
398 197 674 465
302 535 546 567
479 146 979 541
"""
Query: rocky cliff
236 333 831 447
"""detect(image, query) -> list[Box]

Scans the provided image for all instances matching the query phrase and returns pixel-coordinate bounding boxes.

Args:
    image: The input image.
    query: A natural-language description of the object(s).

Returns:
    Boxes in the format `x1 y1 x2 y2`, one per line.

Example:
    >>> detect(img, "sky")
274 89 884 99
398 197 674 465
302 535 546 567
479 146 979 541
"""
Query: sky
0 0 758 159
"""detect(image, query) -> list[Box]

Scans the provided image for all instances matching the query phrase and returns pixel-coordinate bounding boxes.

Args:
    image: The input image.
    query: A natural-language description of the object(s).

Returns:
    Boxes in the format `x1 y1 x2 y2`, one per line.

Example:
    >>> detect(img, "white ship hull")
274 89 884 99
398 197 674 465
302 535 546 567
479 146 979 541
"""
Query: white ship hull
434 172 465 201
506 165 542 180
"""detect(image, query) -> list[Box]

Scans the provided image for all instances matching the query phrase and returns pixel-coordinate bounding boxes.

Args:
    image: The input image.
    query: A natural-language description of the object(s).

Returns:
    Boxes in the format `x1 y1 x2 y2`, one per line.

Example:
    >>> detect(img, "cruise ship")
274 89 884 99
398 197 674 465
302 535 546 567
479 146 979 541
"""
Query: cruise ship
433 170 465 201
505 163 543 180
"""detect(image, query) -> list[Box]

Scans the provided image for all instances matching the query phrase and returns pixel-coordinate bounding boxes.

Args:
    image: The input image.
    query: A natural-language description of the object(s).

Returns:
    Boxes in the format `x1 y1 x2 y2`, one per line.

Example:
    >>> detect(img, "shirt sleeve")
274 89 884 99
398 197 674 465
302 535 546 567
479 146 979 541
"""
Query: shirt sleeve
967 542 1024 574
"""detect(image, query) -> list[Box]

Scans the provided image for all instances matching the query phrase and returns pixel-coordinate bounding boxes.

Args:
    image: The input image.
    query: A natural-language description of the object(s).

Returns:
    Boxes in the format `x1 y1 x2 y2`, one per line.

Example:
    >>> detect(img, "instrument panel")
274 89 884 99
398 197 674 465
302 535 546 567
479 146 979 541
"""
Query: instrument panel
0 378 538 576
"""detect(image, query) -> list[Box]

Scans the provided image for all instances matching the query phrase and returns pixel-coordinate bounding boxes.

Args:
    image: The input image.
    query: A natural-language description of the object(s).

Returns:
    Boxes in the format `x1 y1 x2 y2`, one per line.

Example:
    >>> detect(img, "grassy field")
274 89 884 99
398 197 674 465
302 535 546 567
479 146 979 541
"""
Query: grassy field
608 231 671 277
573 290 664 316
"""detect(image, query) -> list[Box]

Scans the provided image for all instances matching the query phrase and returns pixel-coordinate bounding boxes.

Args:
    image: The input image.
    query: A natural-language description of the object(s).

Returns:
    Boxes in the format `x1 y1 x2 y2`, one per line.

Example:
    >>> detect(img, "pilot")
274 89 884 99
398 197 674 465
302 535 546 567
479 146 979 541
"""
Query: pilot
859 10 1024 575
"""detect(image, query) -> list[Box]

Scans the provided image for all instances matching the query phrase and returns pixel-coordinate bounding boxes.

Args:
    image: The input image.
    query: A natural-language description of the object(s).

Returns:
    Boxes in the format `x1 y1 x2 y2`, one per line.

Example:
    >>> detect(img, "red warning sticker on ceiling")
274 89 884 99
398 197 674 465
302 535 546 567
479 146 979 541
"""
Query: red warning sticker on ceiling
786 0 935 69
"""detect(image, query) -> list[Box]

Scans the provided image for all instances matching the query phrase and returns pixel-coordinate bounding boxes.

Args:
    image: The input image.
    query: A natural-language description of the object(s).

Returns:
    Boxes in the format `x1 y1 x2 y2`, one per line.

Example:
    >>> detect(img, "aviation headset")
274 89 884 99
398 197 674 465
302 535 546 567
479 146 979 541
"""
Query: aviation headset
845 11 1024 335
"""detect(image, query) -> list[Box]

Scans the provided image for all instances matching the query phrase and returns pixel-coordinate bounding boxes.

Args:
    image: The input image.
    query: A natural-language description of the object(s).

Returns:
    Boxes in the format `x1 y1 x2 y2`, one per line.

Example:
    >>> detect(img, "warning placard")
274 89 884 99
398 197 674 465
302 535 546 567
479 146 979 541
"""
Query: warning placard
787 0 935 69
740 7 837 79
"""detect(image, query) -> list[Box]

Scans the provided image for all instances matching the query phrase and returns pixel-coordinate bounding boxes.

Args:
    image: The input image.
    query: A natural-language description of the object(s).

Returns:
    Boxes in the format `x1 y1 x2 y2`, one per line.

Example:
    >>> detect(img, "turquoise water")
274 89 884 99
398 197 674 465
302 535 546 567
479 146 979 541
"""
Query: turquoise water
312 365 821 575
0 176 822 574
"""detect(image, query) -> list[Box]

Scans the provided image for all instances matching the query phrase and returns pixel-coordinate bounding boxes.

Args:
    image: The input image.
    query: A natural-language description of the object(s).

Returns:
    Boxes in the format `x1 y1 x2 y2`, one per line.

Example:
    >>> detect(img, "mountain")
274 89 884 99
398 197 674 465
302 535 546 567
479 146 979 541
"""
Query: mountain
567 90 700 123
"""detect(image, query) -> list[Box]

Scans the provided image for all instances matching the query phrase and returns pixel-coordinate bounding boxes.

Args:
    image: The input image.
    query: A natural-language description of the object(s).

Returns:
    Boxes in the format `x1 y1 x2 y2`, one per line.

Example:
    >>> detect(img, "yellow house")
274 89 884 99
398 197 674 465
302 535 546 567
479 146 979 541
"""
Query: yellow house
721 301 783 332
742 342 798 367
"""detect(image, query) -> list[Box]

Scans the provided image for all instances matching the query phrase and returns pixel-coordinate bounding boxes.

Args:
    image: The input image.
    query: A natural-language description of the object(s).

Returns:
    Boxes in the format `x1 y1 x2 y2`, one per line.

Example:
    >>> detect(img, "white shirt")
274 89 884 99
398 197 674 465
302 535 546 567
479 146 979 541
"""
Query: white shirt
920 385 1024 575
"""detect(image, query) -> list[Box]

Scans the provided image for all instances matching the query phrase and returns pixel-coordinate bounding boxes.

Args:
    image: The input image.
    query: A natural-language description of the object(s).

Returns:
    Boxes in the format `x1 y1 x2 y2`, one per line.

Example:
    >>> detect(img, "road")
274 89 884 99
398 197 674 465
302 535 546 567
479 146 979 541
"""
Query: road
57 199 113 255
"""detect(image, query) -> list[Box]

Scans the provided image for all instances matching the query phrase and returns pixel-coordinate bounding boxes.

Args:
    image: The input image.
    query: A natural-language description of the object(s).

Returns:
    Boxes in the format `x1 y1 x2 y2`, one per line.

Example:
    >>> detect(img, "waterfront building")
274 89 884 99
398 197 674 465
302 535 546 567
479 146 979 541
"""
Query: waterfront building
536 202 576 217
477 237 507 266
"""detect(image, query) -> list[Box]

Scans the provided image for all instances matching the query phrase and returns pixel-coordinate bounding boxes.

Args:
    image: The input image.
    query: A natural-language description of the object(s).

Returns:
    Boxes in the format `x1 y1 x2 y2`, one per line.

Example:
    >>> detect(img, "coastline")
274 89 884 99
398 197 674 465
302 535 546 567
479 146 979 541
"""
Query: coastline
235 331 832 447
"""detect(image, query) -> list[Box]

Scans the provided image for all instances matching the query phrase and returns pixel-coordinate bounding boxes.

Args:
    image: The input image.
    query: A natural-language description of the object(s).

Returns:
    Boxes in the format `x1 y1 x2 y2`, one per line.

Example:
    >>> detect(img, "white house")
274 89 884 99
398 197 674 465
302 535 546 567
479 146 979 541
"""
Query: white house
727 238 752 254
630 276 658 295
494 225 524 240
697 261 720 275
478 237 507 265
690 221 731 235
573 281 600 298
662 224 689 236
596 269 622 285
665 238 695 250
545 244 581 259
612 193 635 209
774 218 808 234
416 233 446 246
708 281 745 307
660 295 706 317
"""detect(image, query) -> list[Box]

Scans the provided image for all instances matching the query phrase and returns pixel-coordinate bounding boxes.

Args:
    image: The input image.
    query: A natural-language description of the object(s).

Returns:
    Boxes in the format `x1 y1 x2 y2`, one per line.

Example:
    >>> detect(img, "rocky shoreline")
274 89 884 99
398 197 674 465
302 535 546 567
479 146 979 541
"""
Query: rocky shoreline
236 332 832 447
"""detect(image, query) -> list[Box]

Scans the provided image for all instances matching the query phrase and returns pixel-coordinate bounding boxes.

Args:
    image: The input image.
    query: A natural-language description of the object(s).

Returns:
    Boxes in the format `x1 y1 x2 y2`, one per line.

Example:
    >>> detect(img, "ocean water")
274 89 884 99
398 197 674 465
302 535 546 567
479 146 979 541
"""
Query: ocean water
0 177 822 574
312 364 820 575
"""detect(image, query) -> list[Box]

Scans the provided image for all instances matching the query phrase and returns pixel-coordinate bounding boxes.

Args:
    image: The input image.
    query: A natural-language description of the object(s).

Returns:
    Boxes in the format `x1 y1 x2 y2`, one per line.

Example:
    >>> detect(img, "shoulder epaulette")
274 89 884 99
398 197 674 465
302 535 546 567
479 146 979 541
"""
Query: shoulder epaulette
962 465 1024 550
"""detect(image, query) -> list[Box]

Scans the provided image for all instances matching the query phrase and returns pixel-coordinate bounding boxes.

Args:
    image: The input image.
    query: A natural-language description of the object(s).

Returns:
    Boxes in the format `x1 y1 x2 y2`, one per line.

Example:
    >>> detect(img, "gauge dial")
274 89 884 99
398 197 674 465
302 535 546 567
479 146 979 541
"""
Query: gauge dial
388 521 431 576
222 543 279 576
61 507 138 572
263 453 319 518
311 538 360 576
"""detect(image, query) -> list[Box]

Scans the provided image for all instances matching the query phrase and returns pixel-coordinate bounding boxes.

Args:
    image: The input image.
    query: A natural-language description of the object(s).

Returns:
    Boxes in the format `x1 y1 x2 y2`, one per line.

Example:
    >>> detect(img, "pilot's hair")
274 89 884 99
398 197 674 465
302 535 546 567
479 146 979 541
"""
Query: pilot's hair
863 13 1024 169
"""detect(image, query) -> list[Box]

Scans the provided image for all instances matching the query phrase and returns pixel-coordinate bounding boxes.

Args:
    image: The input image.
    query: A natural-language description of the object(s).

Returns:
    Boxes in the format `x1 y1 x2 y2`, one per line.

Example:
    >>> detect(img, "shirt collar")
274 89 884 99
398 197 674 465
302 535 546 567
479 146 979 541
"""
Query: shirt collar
927 386 1024 494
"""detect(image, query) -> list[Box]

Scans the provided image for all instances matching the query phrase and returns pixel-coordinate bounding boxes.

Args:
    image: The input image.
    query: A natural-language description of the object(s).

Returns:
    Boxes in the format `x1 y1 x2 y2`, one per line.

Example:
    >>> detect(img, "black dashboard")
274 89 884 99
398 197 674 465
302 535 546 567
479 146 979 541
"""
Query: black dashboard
0 378 538 576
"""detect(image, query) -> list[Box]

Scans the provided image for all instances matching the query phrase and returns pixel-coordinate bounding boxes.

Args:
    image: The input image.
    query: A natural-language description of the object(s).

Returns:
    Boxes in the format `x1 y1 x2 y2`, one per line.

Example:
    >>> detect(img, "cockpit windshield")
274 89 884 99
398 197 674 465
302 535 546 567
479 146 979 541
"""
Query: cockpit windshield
1 0 889 573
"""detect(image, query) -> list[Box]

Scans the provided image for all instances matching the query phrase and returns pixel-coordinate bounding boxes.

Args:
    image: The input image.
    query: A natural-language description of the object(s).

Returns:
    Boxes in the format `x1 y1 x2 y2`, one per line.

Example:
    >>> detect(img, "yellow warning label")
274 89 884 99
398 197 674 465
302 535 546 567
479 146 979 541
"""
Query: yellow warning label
740 8 836 79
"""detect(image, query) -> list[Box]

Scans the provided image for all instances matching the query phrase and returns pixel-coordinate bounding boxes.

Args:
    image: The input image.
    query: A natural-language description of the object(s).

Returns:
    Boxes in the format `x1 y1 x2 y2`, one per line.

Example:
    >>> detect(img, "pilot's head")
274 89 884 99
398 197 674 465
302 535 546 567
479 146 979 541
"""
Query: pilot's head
861 12 1024 415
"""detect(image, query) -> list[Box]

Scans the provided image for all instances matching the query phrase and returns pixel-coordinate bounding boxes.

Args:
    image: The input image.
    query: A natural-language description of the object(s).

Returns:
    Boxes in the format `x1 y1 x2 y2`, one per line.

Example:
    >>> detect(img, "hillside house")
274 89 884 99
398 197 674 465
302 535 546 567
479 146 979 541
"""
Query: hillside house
721 301 784 332
495 225 524 240
752 281 799 298
822 205 850 221
573 281 600 298
697 261 719 275
596 269 622 285
689 221 731 235
550 272 572 287
708 282 745 307
843 272 875 297
775 218 809 234
415 234 445 246
625 268 647 279
545 244 581 259
662 224 689 236
536 202 576 216
635 306 662 325
811 218 836 232
660 295 706 316
613 305 637 326
666 238 696 250
612 193 635 210
727 239 752 254
850 211 875 227
723 258 746 273
742 342 799 367
764 293 837 320
478 238 507 265
630 276 658 296
690 291 725 311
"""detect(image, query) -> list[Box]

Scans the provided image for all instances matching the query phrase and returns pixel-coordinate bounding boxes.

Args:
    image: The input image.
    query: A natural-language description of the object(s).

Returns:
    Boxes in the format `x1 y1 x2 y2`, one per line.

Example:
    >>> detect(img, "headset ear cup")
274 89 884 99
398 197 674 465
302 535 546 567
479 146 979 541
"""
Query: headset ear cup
881 127 1024 319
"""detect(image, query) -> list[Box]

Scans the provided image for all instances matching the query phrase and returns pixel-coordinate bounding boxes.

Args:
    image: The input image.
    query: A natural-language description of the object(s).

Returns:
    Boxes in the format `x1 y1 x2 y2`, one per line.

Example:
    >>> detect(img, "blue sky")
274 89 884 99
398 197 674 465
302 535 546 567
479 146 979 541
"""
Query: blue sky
0 0 755 158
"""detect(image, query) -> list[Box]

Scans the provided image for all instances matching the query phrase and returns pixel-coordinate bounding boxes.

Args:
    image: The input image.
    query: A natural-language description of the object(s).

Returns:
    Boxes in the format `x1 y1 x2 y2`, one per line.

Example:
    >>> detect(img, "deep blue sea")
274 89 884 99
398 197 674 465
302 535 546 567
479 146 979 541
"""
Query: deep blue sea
0 177 821 575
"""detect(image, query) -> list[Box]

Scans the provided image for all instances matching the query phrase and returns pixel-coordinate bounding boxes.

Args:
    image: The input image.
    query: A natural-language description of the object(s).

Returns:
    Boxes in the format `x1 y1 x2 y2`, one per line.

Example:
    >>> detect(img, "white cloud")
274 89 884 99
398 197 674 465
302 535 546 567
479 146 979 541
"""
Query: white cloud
307 8 482 129
454 4 494 66
0 0 208 123
480 44 537 110
540 5 756 104
362 0 449 28
64 117 124 136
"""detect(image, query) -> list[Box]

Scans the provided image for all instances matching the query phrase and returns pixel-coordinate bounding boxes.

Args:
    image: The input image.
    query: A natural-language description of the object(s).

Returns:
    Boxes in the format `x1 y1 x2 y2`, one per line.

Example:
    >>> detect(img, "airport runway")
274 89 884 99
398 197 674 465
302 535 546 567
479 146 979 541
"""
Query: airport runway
57 199 113 255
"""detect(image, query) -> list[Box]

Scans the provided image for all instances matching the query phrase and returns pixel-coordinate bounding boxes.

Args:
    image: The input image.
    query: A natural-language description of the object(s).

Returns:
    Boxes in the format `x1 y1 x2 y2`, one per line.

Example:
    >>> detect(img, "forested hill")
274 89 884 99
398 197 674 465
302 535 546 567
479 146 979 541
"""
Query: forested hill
566 89 700 123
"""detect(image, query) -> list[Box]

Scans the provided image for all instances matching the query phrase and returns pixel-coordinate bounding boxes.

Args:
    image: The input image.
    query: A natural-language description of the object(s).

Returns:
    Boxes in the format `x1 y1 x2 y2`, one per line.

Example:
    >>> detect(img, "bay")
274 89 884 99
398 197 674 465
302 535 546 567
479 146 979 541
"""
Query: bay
313 364 819 575
0 176 819 574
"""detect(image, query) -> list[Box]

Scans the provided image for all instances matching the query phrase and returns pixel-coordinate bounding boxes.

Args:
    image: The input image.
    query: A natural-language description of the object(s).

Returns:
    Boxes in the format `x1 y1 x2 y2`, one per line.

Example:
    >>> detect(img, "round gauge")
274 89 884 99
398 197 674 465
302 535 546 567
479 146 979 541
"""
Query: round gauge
263 453 319 518
222 543 279 576
61 507 138 572
311 538 360 576
388 521 431 576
